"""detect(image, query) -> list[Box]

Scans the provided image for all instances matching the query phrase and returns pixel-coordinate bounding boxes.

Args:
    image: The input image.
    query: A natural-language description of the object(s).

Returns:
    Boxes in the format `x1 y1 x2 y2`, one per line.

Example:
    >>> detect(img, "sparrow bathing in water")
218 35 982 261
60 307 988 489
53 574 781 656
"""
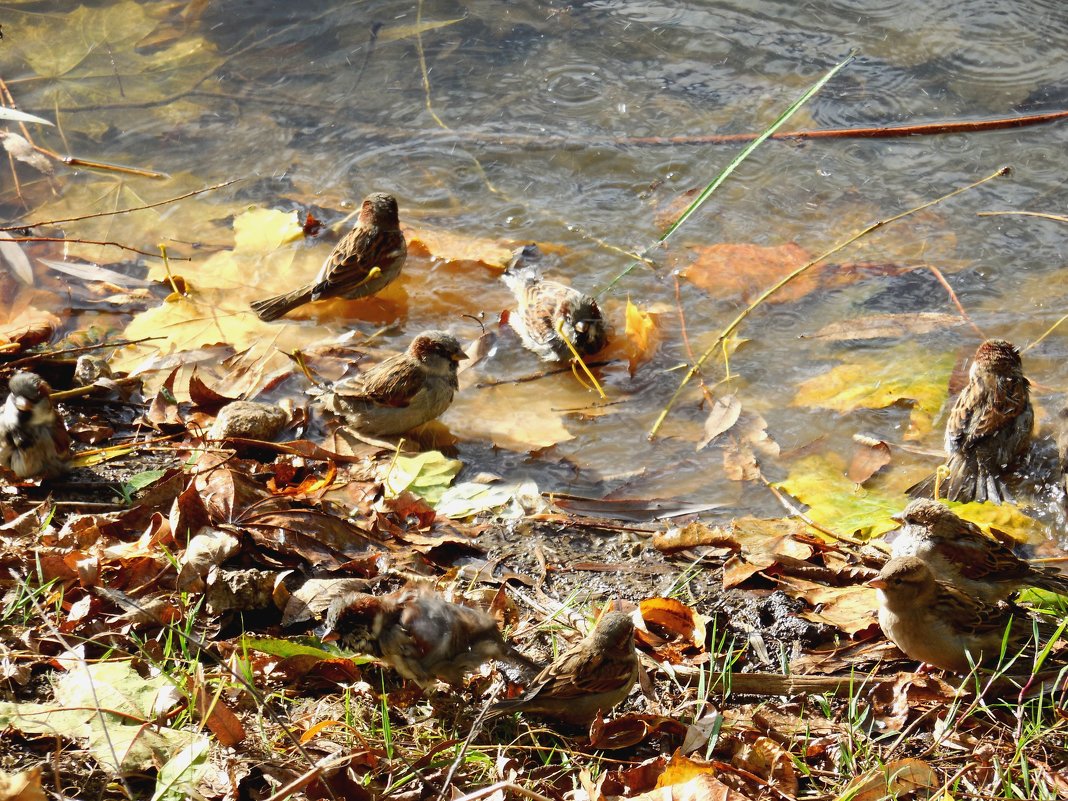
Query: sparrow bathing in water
870 556 1061 674
314 330 466 436
890 499 1068 603
502 246 607 362
912 339 1033 504
322 587 538 687
487 610 638 726
0 371 70 480
250 192 406 322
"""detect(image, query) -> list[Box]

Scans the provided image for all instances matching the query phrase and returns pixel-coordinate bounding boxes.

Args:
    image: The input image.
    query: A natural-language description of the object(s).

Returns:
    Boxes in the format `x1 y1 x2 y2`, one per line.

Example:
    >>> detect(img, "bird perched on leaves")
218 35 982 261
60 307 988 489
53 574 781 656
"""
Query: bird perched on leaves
250 192 406 322
912 339 1033 504
502 245 607 362
321 587 538 686
0 371 70 480
890 499 1068 603
487 610 638 726
313 330 467 436
870 556 1060 673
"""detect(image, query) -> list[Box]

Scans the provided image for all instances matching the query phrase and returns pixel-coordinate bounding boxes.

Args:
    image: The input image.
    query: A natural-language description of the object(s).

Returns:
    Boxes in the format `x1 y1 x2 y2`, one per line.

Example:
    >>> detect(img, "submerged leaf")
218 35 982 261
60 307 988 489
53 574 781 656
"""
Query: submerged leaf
776 454 900 540
792 344 955 440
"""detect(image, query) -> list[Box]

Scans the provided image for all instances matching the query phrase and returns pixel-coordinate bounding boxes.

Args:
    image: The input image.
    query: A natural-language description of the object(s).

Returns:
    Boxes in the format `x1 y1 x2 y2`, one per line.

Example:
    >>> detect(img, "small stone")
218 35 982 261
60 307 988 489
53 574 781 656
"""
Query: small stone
73 355 113 386
208 400 287 441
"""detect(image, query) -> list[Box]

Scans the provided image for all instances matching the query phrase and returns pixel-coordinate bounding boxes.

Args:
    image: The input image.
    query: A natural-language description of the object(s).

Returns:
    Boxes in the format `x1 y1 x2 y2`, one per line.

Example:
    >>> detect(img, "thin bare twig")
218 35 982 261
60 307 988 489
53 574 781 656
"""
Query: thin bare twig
649 167 1011 438
1 179 239 231
7 236 190 259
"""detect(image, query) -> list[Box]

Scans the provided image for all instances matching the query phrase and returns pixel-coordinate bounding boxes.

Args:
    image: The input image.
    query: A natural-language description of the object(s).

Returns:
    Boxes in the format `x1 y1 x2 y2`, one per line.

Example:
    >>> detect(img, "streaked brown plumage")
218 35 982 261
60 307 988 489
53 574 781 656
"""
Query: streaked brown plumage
487 610 638 726
871 556 1061 673
314 331 467 436
322 587 538 686
911 339 1033 503
890 499 1068 603
502 246 607 362
251 192 406 321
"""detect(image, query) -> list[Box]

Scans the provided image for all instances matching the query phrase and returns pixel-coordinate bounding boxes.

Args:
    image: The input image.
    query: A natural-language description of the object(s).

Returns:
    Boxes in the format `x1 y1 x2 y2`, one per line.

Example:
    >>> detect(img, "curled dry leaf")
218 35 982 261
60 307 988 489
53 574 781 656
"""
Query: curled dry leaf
177 528 241 592
841 758 938 801
638 597 708 658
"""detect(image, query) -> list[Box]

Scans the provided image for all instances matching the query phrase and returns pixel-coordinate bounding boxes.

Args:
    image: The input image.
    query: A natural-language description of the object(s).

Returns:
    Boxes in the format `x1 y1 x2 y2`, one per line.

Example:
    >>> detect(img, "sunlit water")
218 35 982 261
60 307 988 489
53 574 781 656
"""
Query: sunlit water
5 0 1068 537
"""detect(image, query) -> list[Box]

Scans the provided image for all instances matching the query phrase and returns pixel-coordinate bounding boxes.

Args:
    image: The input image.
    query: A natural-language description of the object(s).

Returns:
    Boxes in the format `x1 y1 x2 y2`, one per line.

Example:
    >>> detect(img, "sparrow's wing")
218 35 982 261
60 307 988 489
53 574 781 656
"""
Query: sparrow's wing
952 377 1030 450
336 354 424 408
313 227 405 298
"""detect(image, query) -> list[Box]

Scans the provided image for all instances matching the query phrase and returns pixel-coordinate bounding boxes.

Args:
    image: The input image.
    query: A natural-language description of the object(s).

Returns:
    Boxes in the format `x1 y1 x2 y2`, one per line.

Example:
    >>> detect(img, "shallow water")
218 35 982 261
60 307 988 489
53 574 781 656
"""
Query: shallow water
5 0 1068 532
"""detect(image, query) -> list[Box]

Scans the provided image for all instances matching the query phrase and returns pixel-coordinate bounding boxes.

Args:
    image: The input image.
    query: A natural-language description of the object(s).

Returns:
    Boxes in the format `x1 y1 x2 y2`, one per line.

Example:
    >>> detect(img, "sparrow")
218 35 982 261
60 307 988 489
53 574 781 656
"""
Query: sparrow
502 246 607 362
250 192 406 322
321 587 538 686
0 371 70 480
912 339 1033 503
487 610 638 726
889 499 1068 603
870 556 1061 673
314 330 467 436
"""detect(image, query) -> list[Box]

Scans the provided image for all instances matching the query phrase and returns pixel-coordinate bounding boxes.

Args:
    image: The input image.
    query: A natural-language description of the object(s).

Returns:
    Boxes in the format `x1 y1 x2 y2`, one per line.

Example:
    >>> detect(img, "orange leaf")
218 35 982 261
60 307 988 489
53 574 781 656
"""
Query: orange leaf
624 297 660 375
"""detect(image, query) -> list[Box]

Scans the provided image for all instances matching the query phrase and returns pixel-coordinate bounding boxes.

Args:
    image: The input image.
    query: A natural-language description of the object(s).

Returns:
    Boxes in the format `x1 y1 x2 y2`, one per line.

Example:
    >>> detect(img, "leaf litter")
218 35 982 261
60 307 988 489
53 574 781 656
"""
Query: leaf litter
0 12 1064 801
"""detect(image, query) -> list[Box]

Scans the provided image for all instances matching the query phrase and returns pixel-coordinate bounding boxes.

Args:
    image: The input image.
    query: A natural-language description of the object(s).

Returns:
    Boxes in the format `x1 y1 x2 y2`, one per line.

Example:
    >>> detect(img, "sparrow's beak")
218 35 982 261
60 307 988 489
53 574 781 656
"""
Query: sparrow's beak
319 630 340 644
889 512 905 524
867 578 888 590
452 351 469 362
574 321 588 334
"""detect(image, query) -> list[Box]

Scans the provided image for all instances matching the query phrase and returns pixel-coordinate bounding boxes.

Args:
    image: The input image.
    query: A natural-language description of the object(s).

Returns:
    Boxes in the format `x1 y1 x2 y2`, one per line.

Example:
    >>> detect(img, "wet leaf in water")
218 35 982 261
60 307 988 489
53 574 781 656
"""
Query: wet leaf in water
697 394 742 450
804 311 963 341
847 434 893 485
623 298 661 375
115 208 325 374
776 454 900 540
405 225 513 270
5 2 223 136
792 344 955 441
680 242 814 303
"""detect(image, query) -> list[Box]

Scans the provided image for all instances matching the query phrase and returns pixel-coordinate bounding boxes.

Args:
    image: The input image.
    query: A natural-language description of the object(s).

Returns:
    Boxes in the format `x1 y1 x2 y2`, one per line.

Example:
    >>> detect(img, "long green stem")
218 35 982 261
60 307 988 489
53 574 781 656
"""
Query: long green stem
598 50 857 296
648 166 1011 438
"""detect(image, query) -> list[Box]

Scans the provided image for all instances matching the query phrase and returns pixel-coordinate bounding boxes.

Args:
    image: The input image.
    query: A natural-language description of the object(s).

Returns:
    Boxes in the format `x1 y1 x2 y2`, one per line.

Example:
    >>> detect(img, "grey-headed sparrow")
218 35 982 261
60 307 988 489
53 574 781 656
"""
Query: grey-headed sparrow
314 330 467 436
0 371 70 479
925 339 1033 503
890 499 1068 603
322 587 537 686
251 192 406 322
502 247 607 362
487 610 638 726
870 556 1060 673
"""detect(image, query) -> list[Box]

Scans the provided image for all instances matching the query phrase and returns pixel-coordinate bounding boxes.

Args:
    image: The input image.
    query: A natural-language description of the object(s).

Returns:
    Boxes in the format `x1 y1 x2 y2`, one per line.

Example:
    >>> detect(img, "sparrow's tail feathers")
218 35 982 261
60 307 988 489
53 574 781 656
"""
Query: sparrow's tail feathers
250 286 314 322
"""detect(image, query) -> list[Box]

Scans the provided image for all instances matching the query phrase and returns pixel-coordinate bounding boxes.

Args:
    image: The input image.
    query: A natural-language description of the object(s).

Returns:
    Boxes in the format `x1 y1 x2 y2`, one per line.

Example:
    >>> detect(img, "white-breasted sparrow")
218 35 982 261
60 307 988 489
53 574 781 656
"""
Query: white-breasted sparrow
0 371 70 480
870 556 1060 673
